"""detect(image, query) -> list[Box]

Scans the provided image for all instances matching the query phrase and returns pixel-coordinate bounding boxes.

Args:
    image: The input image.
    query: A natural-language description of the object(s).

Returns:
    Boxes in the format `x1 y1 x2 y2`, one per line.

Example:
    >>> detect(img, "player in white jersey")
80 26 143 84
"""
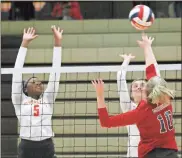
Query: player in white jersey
11 26 63 158
117 54 145 157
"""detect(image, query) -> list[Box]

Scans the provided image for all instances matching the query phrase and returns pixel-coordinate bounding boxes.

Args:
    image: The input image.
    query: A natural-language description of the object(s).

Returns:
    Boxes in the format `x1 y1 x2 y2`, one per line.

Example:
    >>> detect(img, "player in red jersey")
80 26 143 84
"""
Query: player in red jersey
92 34 178 158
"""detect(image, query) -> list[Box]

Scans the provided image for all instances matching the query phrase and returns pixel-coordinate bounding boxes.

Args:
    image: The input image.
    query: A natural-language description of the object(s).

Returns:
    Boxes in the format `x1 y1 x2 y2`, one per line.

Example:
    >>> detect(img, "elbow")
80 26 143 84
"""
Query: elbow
101 124 111 128
98 108 112 128
100 121 112 128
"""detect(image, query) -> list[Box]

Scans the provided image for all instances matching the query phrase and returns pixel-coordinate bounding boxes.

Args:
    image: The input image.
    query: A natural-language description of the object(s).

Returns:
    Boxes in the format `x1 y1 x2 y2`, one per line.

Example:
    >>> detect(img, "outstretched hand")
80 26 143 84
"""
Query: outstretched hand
21 27 38 47
51 25 63 46
92 79 105 97
119 53 135 61
23 27 38 41
137 33 154 48
92 79 106 108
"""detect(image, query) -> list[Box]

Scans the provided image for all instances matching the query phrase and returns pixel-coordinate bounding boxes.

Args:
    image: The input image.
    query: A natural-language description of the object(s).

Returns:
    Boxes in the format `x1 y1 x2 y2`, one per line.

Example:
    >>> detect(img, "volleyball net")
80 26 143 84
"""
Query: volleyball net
1 64 182 157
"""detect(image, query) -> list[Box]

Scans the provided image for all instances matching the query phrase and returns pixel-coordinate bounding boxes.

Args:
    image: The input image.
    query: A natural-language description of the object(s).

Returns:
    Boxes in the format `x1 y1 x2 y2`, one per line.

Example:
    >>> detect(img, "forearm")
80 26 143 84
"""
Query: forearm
48 46 61 83
12 46 27 104
14 46 27 68
97 95 106 109
98 107 138 128
52 47 62 67
117 58 133 111
117 58 129 95
122 58 130 69
143 46 161 80
117 71 132 112
143 46 157 68
119 82 132 112
45 46 61 101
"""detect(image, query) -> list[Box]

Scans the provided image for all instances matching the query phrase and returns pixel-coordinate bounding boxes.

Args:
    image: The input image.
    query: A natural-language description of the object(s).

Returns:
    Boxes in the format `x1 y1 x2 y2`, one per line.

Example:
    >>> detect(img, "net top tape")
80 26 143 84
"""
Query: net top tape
1 64 181 74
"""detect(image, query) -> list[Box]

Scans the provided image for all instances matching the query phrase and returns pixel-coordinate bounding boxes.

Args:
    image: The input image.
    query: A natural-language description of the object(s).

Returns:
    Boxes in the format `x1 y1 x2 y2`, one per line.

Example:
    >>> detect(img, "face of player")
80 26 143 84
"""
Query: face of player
131 80 147 103
26 78 44 97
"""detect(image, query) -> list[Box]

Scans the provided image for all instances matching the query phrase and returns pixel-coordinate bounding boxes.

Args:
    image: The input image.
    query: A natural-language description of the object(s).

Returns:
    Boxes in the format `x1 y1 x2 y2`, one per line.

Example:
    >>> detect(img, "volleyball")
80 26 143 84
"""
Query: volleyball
129 5 155 30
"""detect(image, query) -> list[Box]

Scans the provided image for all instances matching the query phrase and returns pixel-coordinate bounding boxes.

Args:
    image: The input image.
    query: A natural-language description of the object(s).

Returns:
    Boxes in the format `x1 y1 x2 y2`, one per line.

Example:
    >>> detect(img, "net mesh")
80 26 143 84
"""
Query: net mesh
1 65 181 157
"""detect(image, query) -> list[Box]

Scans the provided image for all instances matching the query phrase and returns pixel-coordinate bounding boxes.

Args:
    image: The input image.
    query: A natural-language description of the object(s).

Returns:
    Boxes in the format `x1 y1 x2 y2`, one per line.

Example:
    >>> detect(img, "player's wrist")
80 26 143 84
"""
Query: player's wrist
143 44 152 50
97 102 106 108
54 39 62 47
123 58 130 65
21 40 30 48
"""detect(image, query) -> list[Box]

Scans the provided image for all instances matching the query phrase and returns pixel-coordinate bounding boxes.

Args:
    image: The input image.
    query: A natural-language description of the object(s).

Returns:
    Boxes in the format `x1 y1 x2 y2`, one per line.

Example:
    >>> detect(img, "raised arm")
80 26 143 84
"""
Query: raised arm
44 26 63 102
92 79 144 128
137 34 171 105
117 54 137 112
137 34 160 80
12 28 38 105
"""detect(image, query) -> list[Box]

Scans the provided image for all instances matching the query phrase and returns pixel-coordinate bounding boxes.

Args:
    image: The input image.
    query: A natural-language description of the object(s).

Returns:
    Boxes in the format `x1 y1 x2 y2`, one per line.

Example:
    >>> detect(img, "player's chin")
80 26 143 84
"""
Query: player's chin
136 94 145 101
135 92 142 97
35 90 43 96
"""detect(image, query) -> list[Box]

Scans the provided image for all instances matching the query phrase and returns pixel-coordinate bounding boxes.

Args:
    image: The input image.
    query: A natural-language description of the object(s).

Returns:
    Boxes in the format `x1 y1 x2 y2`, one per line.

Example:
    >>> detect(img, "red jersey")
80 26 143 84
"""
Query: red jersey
98 64 178 158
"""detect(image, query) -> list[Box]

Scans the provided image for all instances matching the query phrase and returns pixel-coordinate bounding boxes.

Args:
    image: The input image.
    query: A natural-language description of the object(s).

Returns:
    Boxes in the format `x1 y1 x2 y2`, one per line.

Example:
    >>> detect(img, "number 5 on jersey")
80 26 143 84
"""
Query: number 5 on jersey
34 105 40 116
157 110 173 133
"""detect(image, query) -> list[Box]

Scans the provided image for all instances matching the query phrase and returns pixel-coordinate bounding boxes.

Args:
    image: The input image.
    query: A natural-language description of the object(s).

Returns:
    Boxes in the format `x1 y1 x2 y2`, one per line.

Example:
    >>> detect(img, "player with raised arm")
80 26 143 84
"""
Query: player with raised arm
12 26 63 158
117 54 143 157
92 34 178 158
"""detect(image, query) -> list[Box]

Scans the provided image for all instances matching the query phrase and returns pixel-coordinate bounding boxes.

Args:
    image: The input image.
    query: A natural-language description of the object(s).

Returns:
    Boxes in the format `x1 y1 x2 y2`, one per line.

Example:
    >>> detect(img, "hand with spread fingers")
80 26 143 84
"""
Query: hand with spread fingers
21 27 38 47
92 79 106 108
120 53 135 61
92 79 105 97
137 33 154 48
51 25 63 46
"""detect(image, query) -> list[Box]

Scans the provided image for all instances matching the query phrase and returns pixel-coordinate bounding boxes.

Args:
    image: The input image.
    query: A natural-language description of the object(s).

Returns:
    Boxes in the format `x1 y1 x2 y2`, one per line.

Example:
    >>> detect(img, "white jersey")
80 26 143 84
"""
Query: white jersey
117 59 139 157
11 46 62 141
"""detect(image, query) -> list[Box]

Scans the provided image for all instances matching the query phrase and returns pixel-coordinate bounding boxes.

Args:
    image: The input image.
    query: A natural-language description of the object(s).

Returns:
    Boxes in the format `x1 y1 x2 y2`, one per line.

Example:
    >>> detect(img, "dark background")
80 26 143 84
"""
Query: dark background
2 1 180 21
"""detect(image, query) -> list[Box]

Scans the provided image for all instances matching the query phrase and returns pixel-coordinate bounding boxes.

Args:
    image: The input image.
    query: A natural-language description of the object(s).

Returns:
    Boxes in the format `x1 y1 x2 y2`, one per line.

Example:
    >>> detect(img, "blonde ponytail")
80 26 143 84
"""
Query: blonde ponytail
147 76 175 104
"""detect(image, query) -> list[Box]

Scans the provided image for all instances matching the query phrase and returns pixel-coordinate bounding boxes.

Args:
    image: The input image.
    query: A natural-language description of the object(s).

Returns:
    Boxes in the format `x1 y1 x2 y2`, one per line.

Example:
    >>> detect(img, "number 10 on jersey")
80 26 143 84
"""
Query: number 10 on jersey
157 110 173 133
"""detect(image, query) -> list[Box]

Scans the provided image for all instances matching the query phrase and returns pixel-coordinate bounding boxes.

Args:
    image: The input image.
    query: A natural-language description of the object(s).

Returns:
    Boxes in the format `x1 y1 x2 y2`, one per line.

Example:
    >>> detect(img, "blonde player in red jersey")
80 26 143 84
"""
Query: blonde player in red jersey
92 34 178 158
117 54 147 157
12 26 63 158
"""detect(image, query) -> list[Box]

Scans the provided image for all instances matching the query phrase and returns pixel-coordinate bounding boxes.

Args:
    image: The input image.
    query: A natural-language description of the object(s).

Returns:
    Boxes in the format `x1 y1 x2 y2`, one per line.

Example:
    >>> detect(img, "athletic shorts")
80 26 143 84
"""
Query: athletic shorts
18 138 57 158
145 148 178 158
